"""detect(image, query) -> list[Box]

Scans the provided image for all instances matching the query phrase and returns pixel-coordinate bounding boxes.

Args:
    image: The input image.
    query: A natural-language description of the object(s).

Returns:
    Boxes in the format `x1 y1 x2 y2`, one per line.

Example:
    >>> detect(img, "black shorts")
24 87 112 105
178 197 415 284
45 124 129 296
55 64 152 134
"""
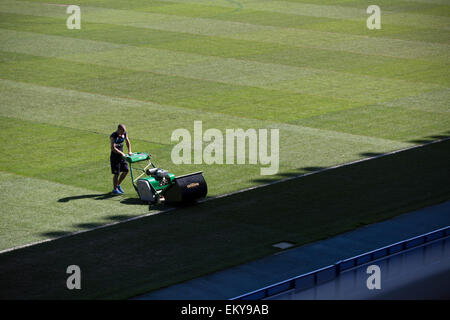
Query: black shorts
110 155 129 175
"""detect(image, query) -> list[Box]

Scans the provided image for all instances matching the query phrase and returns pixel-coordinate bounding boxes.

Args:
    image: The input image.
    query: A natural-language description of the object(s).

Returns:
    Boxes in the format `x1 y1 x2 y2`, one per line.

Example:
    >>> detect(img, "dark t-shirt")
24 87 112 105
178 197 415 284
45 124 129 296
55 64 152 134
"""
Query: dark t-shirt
110 131 127 158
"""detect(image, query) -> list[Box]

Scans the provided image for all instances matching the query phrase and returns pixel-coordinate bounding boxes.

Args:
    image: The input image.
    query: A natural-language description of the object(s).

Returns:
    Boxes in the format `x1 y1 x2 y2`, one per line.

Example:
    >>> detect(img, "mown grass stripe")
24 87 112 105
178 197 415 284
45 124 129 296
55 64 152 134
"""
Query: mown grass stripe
1 12 448 87
0 53 365 125
0 79 415 196
0 115 165 190
26 0 450 28
3 2 449 46
1 48 447 143
1 29 445 106
1 1 448 59
151 0 450 28
378 88 450 114
0 78 409 147
0 100 413 210
293 103 450 141
135 5 450 44
1 47 447 144
406 0 449 5
0 27 122 57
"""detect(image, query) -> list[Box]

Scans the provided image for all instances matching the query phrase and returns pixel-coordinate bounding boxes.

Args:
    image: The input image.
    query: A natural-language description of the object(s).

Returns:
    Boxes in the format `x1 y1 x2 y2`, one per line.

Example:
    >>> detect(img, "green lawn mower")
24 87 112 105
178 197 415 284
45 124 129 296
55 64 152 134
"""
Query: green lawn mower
124 152 207 205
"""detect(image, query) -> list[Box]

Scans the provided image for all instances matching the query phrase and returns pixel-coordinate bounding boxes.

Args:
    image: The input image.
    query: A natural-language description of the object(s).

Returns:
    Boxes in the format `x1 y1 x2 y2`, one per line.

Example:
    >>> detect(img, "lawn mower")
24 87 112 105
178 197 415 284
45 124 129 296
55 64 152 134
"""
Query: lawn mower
124 152 207 205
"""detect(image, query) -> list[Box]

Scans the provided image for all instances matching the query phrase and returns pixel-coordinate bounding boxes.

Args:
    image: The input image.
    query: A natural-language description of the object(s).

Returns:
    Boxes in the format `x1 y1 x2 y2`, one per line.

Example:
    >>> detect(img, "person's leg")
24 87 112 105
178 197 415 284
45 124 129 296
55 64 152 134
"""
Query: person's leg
117 171 128 186
116 160 129 193
111 157 120 192
113 174 119 190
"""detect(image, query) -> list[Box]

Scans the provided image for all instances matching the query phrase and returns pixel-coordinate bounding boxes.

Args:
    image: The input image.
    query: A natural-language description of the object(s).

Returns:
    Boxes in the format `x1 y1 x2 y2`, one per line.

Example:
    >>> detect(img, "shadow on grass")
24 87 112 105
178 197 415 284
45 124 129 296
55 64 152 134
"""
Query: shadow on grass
119 197 169 211
58 193 116 202
251 166 328 184
408 133 450 145
106 214 135 221
120 197 145 205
301 166 327 172
41 231 73 238
409 139 434 144
58 194 164 208
427 134 450 140
41 202 175 239
360 152 385 157
43 196 177 241
74 222 104 229
41 224 103 238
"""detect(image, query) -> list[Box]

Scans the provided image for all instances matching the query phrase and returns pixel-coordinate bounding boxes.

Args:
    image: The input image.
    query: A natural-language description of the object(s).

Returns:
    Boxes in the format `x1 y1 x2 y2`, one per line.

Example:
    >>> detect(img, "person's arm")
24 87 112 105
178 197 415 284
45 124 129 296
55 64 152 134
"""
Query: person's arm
110 137 125 157
125 136 132 155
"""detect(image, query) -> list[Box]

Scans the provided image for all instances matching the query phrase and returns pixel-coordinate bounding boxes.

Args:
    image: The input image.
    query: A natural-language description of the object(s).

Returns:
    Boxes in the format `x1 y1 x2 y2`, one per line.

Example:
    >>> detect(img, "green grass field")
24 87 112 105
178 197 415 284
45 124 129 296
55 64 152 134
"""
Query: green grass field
0 0 449 298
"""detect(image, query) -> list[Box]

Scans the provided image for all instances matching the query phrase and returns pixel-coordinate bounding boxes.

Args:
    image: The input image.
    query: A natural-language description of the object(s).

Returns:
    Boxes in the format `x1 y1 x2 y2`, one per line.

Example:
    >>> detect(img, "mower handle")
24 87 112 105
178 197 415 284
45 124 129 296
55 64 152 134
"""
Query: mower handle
124 152 152 163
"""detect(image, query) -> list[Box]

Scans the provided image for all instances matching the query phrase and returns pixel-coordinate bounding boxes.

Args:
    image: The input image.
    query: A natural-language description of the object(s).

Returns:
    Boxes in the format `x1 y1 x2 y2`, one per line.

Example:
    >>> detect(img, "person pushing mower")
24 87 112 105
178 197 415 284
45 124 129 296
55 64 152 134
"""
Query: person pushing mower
110 124 132 195
110 126 208 204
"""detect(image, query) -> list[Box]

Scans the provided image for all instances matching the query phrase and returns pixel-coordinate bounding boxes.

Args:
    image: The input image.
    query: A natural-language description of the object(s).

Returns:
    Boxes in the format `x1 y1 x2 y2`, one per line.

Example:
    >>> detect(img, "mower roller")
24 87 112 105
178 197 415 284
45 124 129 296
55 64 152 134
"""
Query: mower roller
124 152 207 205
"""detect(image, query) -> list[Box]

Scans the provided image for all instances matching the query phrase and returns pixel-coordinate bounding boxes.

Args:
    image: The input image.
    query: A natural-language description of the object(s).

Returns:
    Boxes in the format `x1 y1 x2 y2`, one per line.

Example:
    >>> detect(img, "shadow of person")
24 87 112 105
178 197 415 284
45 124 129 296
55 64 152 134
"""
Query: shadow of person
58 193 116 202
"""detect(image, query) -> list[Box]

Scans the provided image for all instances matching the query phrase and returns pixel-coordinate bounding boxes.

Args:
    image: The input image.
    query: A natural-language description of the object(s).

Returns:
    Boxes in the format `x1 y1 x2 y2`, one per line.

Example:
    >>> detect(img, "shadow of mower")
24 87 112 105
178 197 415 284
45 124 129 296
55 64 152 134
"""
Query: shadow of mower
58 193 117 202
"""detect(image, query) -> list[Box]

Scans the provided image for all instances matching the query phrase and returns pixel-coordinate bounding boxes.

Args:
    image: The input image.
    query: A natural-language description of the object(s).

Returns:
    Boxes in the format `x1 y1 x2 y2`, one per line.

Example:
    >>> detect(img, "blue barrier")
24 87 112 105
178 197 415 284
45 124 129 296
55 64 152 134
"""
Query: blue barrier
388 243 404 254
372 248 388 260
295 273 315 291
426 230 445 241
267 281 293 297
231 225 449 300
316 265 337 284
356 253 372 266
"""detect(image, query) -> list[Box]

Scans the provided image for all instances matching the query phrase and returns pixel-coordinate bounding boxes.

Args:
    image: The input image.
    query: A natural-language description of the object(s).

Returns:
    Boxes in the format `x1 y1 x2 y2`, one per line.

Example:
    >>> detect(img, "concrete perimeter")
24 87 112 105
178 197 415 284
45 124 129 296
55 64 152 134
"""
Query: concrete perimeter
135 200 450 300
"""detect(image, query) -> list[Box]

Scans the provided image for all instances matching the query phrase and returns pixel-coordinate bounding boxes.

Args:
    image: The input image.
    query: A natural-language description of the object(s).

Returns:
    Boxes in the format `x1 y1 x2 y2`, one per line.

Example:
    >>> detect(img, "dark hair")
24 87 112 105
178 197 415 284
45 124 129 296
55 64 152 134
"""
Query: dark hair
118 124 126 132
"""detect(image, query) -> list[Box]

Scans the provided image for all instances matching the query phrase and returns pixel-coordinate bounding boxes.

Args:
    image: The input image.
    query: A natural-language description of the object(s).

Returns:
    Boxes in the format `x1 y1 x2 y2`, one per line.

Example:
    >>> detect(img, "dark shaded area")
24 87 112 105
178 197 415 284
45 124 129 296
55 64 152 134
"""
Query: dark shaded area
251 177 282 184
360 152 385 157
58 193 116 202
376 268 450 300
407 133 450 146
119 197 145 205
251 166 328 184
409 139 434 144
427 135 449 140
41 223 108 239
74 223 104 229
0 140 449 300
119 198 179 211
106 215 136 222
300 166 327 172
41 231 73 238
276 172 299 177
